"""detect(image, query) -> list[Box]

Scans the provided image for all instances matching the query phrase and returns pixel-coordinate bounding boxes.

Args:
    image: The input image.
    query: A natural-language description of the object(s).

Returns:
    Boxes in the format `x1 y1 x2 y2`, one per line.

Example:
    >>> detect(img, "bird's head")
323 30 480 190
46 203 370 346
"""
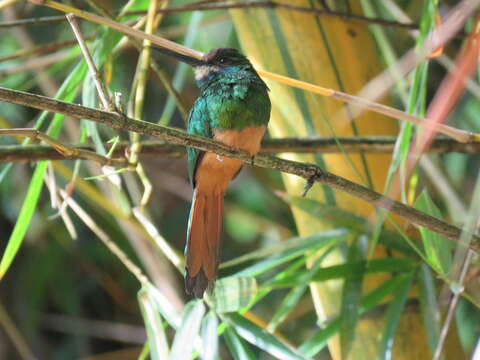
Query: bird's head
154 47 256 86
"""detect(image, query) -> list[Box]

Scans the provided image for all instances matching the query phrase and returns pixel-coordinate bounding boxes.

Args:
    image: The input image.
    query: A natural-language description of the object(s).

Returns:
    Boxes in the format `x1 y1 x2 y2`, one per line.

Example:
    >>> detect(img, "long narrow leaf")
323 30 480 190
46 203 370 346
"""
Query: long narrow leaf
233 230 347 278
223 326 256 360
267 245 336 332
226 313 312 360
211 277 257 313
269 257 416 287
378 272 414 360
299 274 412 357
415 190 452 275
0 161 47 278
201 311 219 360
169 300 205 360
138 285 169 360
340 238 365 358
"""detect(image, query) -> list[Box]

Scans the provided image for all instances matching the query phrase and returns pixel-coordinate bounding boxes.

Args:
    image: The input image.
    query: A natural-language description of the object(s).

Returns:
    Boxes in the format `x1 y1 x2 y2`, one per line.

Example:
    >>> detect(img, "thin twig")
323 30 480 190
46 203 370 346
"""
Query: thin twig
0 86 478 250
60 189 149 284
0 38 92 64
0 128 130 167
133 208 184 272
66 13 114 111
0 301 37 360
128 0 160 208
432 250 473 360
1 137 479 163
0 50 71 76
0 15 66 28
124 0 418 29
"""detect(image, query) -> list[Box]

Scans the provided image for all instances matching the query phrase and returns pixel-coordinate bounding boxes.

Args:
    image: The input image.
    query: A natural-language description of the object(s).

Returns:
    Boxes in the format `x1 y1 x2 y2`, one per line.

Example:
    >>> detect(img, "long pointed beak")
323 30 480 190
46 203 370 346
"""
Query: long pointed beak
153 46 205 67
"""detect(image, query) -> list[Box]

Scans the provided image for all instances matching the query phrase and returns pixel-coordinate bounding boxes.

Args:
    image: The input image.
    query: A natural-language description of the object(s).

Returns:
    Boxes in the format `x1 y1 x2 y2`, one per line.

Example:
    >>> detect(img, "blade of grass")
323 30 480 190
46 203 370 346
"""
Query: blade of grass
418 264 441 356
299 274 412 357
279 193 369 233
340 237 366 359
225 313 311 360
0 59 87 277
222 229 346 269
138 285 169 360
267 245 335 332
232 230 347 278
268 257 416 288
415 190 452 275
378 272 414 360
201 311 219 360
210 277 257 314
145 283 181 330
158 11 203 125
223 326 256 360
168 300 205 360
368 0 437 257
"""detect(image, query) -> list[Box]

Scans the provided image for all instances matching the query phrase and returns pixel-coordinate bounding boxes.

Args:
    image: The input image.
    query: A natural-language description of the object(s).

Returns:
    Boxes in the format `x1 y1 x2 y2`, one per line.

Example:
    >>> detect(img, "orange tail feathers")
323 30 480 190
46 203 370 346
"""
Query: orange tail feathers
185 190 224 298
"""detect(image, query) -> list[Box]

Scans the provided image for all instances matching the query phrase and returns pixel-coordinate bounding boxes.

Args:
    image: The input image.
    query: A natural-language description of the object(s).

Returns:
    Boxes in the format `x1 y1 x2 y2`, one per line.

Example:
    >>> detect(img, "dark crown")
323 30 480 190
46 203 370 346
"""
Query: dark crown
202 48 251 67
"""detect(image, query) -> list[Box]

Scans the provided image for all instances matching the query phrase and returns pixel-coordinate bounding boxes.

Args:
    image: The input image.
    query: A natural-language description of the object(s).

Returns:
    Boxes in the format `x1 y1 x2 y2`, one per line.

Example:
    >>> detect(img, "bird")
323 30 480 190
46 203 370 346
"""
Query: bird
157 47 271 297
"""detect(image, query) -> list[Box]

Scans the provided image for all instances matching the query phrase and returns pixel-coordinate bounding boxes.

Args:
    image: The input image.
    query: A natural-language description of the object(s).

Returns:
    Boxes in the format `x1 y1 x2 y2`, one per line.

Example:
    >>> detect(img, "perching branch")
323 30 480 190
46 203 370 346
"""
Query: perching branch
1 137 480 163
0 86 478 251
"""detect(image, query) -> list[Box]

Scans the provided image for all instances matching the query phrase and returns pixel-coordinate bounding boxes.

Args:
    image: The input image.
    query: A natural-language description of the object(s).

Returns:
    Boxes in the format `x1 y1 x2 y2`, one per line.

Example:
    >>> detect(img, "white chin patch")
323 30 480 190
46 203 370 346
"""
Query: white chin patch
194 65 218 81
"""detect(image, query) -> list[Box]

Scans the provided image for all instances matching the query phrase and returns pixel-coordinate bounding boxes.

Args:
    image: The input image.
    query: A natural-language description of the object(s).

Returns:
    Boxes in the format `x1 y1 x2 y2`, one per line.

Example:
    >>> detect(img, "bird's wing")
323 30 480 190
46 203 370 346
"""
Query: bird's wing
187 96 212 187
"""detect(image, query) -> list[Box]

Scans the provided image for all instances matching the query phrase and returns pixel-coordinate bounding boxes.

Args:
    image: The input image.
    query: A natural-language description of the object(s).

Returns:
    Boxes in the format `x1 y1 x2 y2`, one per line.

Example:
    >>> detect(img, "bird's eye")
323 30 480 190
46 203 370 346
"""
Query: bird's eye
218 57 226 64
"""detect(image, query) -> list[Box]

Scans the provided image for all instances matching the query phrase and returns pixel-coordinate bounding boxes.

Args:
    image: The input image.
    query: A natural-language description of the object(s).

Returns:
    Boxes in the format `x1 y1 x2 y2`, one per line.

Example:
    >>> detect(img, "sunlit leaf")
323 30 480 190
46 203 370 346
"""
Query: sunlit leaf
201 311 219 360
299 274 412 357
138 285 169 360
233 230 347 277
226 313 311 360
223 326 256 360
268 257 416 287
415 190 452 275
168 300 205 360
267 245 336 332
211 277 257 313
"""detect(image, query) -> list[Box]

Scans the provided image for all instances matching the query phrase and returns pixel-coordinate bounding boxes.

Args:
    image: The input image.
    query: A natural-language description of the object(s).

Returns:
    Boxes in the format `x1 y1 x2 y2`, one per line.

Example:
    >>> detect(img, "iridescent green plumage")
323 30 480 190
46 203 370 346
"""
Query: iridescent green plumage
187 49 271 185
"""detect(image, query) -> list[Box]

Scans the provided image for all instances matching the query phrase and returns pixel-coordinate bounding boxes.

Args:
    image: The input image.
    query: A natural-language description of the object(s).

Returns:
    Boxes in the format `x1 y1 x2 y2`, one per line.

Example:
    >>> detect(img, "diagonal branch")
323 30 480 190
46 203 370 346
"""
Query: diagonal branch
0 86 478 251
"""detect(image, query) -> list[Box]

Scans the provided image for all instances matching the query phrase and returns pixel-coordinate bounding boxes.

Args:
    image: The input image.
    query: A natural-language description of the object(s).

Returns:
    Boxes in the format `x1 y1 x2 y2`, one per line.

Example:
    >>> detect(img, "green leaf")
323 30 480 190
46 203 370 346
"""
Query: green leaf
0 161 47 278
280 194 369 232
0 58 87 278
158 12 203 125
211 277 257 313
138 285 169 360
144 283 181 329
267 245 336 332
168 300 205 360
269 257 416 287
340 238 365 359
378 272 414 360
232 230 347 277
223 326 256 360
226 313 311 360
418 264 441 355
299 274 412 357
201 311 219 360
415 190 452 275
